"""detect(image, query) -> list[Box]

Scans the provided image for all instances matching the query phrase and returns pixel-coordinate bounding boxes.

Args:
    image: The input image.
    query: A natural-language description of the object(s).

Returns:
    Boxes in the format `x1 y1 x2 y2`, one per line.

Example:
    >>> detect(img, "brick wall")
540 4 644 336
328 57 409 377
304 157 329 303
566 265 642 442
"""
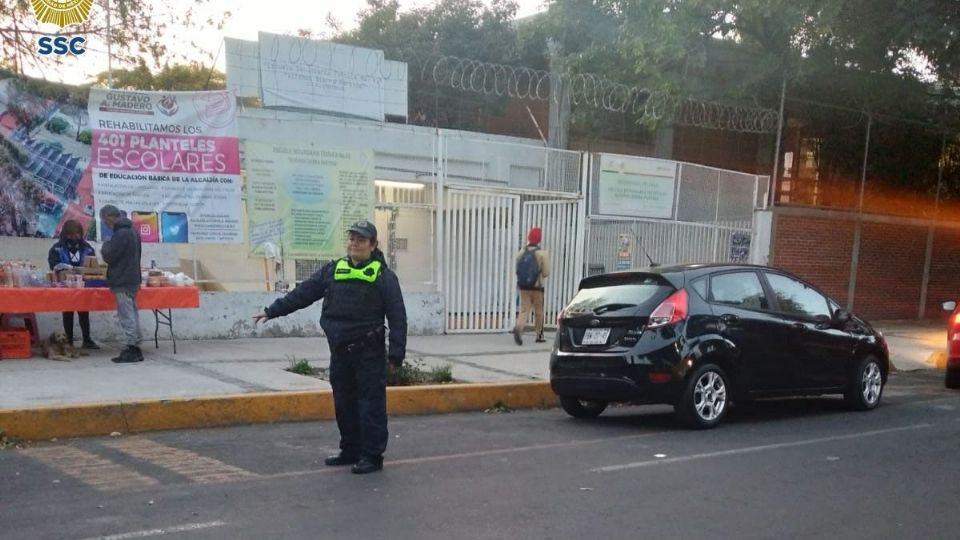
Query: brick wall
771 209 959 320
925 228 960 319
854 222 927 319
772 215 855 304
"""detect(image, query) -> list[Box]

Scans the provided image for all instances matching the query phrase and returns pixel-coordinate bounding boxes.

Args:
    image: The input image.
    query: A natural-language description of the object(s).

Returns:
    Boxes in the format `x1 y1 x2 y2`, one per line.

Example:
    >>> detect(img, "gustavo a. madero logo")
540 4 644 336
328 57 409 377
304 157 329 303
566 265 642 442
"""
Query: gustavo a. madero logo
158 95 180 116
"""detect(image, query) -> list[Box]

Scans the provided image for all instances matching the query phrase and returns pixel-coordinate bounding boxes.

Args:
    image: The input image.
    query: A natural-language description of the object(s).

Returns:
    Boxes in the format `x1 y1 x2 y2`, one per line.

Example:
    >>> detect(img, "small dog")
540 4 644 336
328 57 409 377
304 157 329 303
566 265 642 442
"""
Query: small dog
42 330 81 361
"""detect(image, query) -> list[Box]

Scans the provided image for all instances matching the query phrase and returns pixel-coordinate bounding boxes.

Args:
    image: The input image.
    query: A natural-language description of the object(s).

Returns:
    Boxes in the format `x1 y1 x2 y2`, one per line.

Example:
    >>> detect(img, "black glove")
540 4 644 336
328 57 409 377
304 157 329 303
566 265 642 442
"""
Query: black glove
388 355 404 368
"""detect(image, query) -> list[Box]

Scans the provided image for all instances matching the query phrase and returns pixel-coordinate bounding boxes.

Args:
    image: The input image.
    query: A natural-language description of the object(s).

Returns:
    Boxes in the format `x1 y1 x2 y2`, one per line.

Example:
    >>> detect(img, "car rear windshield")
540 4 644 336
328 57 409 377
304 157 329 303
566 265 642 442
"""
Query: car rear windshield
567 274 675 315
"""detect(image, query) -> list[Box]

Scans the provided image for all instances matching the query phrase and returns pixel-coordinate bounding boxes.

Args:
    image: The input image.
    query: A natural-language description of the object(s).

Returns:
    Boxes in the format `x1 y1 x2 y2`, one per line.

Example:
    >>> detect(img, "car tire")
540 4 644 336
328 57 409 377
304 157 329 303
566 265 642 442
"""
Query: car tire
845 356 884 411
559 396 608 419
675 363 730 429
946 366 960 390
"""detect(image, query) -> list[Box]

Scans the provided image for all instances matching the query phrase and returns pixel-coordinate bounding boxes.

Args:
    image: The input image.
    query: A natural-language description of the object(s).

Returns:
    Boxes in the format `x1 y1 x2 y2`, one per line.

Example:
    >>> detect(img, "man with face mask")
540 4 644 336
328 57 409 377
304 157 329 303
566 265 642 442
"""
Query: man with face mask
48 219 99 349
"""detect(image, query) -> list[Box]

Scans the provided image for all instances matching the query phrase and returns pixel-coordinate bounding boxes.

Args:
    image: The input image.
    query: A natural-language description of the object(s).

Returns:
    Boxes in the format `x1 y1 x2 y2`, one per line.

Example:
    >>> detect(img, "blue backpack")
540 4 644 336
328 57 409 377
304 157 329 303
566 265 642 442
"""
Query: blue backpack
516 247 540 289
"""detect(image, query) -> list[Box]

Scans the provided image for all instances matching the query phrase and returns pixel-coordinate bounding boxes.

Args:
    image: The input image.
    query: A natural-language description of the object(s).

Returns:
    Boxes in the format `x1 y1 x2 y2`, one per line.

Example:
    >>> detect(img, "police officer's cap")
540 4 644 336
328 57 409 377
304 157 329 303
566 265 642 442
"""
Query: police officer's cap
347 220 377 240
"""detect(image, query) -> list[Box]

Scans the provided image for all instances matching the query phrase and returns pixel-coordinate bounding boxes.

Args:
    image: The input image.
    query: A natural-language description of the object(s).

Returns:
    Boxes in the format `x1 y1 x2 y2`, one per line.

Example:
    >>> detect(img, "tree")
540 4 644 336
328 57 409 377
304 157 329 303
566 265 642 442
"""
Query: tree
541 0 959 120
91 62 226 91
0 0 230 77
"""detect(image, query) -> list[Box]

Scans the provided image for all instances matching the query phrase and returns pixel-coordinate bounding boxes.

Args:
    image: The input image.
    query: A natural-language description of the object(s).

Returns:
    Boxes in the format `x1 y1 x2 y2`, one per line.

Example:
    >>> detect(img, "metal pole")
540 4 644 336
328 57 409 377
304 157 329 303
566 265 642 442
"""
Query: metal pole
918 132 949 319
857 113 872 213
768 76 787 207
105 0 113 87
935 132 947 218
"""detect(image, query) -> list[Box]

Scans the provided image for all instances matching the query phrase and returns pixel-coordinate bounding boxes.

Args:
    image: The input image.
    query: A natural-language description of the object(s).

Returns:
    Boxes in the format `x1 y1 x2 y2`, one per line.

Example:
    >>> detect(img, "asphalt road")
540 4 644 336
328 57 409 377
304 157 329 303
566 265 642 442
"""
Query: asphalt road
2 371 958 540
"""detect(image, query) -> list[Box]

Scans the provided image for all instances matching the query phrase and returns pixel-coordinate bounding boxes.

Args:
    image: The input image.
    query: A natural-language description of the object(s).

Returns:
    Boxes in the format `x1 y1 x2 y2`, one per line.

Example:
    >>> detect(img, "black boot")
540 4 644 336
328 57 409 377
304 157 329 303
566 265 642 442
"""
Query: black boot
351 457 383 474
324 452 359 466
111 346 144 363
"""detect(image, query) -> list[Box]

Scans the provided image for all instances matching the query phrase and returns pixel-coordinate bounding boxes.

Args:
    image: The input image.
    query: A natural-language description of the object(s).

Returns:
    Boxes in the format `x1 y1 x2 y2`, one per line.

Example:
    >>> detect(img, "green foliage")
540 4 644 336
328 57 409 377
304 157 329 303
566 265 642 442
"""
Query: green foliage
78 129 92 145
428 364 454 384
0 430 24 450
387 359 455 386
286 357 319 376
485 400 513 413
92 63 226 91
45 117 68 134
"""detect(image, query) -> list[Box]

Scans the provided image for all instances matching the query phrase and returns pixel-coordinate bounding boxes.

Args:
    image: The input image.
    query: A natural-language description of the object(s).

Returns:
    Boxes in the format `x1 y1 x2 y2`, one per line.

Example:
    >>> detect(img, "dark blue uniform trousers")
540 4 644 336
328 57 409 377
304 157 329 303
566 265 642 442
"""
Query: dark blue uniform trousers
329 342 388 462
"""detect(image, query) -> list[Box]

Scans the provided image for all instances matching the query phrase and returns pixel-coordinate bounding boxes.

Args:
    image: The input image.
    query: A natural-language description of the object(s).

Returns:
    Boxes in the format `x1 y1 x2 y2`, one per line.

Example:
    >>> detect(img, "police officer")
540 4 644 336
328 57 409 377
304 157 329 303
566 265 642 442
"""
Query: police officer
254 220 407 474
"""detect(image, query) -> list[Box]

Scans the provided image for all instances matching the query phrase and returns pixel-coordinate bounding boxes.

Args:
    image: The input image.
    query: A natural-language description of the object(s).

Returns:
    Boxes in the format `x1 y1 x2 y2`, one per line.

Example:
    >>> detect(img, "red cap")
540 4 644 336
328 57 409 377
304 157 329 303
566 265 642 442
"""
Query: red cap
528 227 542 245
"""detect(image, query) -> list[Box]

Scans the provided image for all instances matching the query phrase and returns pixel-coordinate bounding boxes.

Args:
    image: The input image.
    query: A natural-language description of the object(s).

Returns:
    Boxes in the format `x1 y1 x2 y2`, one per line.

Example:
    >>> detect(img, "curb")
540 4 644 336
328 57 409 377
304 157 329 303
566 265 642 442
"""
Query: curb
0 381 558 441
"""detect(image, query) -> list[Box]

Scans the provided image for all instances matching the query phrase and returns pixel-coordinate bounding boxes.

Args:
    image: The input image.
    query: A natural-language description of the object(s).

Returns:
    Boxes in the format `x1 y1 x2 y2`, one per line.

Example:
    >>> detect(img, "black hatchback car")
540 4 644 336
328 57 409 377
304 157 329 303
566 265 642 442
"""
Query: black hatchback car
550 264 889 428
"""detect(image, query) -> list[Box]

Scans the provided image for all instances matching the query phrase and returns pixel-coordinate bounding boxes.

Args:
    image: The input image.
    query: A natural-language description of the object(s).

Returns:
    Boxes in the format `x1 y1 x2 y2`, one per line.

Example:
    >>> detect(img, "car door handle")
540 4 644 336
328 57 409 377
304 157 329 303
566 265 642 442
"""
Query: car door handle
792 322 809 332
720 314 740 325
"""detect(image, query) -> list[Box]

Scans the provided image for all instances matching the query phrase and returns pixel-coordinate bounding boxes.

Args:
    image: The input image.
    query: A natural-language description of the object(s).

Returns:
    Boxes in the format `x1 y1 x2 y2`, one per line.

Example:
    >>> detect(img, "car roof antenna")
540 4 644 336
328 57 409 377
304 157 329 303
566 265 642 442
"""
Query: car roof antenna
629 225 658 268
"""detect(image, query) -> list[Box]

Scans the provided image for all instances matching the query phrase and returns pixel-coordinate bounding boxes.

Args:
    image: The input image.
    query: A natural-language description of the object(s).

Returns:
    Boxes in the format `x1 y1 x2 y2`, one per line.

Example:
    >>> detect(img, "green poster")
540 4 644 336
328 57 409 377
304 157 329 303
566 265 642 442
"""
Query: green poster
245 141 374 258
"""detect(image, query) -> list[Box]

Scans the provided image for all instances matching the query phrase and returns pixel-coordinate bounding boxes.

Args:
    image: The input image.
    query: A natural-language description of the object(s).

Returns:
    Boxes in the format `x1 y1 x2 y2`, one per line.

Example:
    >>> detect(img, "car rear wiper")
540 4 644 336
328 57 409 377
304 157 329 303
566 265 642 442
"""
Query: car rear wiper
592 303 638 314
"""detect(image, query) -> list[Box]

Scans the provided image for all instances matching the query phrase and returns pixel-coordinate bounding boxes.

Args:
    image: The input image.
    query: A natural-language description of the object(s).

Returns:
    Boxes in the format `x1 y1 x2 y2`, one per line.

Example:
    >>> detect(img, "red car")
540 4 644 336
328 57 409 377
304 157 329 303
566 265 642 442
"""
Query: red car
940 301 960 389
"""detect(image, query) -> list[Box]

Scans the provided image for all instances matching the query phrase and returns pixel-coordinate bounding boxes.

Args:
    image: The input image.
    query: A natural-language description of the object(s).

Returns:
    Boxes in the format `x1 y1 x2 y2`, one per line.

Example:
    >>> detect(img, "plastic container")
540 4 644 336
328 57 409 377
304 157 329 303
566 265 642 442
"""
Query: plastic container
0 327 32 360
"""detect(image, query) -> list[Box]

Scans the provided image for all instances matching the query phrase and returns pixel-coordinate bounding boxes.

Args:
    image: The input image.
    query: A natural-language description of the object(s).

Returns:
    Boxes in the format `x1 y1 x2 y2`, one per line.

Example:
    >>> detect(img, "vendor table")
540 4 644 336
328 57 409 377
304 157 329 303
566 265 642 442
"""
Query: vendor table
0 287 200 354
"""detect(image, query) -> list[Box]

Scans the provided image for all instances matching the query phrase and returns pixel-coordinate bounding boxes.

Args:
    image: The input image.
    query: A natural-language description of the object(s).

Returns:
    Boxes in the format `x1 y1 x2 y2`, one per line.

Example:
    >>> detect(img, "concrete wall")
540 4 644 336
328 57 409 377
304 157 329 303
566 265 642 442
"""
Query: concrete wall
21 291 444 342
771 206 960 321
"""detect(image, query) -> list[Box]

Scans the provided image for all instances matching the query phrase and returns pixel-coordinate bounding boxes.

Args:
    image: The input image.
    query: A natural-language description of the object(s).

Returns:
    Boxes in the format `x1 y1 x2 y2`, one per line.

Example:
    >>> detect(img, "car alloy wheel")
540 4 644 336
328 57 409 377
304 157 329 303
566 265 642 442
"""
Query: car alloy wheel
677 363 730 429
861 361 882 406
694 371 727 422
846 356 884 411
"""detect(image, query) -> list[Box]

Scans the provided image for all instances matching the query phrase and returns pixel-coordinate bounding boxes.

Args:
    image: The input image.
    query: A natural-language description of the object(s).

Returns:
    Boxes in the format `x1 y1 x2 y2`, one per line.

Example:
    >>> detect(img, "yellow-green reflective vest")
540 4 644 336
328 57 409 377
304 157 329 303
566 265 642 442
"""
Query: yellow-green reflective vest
333 258 382 283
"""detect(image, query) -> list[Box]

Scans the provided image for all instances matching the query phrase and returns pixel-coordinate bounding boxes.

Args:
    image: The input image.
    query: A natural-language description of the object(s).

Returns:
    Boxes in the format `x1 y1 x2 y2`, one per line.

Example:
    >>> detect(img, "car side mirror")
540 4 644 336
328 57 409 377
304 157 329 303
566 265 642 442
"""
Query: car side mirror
814 314 833 329
833 309 852 324
942 301 957 312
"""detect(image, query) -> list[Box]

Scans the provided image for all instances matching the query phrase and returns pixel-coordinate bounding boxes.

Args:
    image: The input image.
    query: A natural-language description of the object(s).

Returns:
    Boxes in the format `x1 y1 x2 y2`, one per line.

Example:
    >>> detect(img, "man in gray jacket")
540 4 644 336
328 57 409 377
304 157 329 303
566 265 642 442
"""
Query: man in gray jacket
99 205 144 363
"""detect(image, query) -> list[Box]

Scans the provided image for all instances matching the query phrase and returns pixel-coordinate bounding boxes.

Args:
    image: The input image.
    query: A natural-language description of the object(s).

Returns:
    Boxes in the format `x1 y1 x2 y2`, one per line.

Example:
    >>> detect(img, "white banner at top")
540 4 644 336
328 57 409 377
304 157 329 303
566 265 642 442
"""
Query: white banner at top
258 32 409 120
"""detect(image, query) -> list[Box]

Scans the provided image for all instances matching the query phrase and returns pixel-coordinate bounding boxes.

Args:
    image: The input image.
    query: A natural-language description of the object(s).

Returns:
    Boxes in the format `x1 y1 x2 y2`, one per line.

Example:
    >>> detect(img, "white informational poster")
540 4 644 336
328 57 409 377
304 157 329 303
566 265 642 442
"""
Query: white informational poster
87 88 243 244
244 140 375 258
256 32 408 120
597 155 677 219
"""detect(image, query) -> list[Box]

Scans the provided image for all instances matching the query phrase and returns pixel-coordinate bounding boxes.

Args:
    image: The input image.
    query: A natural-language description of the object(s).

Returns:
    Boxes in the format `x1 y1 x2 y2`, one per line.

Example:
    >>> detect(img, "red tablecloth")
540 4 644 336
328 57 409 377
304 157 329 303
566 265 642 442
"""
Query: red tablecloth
0 287 200 313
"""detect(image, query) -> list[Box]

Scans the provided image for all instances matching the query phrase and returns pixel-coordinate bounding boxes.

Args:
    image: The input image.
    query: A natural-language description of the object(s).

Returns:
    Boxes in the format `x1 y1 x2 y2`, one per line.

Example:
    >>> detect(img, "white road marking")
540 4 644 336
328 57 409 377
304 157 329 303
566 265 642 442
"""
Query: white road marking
591 424 932 473
77 520 227 540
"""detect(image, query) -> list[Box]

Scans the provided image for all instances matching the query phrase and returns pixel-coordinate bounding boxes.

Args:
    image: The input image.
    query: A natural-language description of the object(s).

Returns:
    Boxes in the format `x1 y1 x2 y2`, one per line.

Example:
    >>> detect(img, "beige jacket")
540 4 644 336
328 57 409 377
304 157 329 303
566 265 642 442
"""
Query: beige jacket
516 245 550 290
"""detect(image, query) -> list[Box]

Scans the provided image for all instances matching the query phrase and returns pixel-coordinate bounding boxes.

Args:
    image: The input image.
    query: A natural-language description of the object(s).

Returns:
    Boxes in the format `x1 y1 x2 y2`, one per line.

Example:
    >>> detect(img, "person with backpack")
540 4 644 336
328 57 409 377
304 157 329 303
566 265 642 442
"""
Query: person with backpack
514 227 550 345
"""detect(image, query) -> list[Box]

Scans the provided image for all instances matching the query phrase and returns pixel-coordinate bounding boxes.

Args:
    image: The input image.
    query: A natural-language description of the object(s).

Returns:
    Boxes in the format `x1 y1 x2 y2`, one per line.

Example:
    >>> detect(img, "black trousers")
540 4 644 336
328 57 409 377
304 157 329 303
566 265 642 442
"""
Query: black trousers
62 312 91 343
328 341 388 461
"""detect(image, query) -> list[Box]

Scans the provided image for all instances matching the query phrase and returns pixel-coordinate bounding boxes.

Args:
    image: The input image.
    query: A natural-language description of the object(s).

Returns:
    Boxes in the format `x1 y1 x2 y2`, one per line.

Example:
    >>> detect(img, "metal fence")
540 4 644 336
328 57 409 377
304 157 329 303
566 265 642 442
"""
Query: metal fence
586 153 769 275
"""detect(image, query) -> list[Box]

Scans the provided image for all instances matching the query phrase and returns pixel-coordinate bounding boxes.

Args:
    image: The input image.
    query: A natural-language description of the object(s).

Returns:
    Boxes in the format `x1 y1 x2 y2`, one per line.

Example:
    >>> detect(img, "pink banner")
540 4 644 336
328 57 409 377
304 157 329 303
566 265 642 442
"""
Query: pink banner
88 89 243 244
91 130 241 174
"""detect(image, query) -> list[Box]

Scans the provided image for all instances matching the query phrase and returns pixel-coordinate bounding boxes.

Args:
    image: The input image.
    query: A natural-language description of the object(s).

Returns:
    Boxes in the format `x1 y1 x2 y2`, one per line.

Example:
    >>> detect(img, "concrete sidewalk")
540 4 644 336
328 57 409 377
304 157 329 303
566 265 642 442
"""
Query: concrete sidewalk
0 321 945 440
0 334 554 410
873 320 948 371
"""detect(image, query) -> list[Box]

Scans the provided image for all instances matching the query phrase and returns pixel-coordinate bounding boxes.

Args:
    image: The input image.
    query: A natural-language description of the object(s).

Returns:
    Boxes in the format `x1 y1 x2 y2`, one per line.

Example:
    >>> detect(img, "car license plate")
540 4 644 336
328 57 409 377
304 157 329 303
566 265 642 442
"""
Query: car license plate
582 328 611 345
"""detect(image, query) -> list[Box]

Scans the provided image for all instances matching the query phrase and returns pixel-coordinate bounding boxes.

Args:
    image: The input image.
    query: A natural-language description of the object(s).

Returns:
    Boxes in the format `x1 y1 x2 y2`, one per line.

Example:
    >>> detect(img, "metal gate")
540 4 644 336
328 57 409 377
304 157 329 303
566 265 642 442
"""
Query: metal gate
521 199 584 328
442 189 521 333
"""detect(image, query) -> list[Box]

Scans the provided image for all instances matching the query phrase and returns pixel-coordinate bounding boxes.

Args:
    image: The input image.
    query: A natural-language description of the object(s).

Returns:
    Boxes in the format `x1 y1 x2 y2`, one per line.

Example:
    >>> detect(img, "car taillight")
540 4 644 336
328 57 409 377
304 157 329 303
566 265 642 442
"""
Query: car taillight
647 289 688 329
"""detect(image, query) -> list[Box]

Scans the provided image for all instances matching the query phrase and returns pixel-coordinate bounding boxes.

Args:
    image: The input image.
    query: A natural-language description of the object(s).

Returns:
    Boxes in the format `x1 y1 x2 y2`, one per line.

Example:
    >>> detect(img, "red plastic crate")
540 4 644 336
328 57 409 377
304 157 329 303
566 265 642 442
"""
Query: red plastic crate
0 327 32 359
